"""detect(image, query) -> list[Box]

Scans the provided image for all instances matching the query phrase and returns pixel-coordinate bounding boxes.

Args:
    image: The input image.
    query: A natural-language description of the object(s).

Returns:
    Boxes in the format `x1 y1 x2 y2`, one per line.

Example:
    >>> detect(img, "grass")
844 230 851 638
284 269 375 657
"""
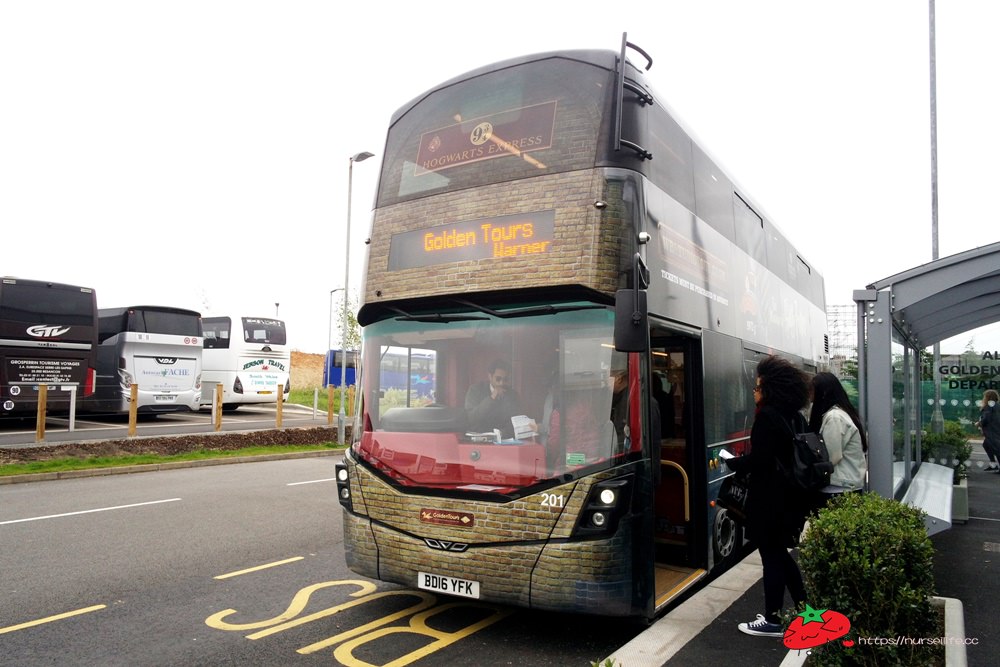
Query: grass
287 387 350 413
0 443 342 477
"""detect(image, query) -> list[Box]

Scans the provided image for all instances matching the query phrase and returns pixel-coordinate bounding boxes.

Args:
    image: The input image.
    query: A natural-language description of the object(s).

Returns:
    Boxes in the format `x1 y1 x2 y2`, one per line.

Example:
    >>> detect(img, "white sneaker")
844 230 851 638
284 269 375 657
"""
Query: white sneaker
738 614 783 637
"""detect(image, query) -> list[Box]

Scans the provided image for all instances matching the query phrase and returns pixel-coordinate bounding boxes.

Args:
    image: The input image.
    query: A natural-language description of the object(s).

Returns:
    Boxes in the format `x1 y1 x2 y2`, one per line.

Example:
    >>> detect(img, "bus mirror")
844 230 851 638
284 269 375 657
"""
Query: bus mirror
614 288 648 352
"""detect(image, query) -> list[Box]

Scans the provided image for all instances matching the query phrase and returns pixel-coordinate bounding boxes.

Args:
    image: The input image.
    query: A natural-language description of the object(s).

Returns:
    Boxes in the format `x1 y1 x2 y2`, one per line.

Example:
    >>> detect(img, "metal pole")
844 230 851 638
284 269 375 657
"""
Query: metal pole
339 151 374 445
929 0 943 433
327 288 343 388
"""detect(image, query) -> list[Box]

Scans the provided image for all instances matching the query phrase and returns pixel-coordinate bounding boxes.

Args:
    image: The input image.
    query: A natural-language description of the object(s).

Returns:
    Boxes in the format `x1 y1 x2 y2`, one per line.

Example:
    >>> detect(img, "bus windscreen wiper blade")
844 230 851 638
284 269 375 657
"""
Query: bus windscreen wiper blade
450 299 605 319
388 305 488 323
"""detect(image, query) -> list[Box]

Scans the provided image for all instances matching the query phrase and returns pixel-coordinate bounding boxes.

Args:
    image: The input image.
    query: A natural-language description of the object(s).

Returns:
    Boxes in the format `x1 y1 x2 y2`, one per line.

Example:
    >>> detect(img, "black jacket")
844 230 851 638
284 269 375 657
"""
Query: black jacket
729 404 810 548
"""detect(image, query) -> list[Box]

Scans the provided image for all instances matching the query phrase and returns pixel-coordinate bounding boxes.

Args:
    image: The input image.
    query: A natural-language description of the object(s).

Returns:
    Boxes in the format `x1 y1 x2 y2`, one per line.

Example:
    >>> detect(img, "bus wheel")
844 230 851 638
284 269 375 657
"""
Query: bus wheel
712 507 738 561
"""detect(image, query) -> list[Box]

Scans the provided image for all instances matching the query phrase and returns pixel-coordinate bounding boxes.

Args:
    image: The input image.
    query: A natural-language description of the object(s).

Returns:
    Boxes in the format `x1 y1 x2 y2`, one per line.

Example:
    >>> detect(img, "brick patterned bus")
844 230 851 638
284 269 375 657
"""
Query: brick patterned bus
335 35 827 620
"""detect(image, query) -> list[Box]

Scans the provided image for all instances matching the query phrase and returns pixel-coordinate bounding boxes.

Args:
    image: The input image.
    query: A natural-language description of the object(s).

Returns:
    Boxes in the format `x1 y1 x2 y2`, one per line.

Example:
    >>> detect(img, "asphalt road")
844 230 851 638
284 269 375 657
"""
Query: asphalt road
0 457 641 666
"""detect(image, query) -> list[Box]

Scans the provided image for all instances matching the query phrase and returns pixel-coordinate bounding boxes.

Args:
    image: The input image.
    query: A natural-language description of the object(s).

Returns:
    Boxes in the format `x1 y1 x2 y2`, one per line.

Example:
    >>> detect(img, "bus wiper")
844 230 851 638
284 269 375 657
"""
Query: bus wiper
450 299 605 319
387 305 488 323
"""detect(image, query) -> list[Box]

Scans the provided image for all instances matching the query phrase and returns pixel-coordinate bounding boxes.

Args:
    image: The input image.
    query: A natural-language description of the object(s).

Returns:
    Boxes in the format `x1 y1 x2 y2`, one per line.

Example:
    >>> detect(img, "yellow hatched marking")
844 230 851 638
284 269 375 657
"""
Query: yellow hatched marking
0 604 106 635
214 556 304 580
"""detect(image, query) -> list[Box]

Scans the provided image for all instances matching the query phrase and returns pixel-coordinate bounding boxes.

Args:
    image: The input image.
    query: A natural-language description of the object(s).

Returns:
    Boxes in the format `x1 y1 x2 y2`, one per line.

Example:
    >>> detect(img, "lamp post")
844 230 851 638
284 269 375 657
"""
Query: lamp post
327 288 344 388
339 150 374 445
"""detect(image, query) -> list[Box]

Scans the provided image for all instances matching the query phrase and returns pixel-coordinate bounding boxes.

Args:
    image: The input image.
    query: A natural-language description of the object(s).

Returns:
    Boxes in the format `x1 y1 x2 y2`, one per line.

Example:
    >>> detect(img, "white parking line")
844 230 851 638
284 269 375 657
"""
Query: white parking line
0 498 181 525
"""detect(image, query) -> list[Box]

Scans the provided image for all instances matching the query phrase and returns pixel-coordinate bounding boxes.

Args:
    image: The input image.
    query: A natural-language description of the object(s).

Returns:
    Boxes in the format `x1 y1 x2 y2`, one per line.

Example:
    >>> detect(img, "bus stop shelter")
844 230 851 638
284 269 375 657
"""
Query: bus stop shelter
854 241 1000 534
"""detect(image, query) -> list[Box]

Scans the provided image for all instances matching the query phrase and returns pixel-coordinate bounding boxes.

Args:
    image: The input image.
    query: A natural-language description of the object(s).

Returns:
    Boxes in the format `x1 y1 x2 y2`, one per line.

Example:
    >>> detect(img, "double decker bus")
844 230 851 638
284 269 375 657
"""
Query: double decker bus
335 35 827 620
201 315 290 410
0 277 98 418
84 306 203 414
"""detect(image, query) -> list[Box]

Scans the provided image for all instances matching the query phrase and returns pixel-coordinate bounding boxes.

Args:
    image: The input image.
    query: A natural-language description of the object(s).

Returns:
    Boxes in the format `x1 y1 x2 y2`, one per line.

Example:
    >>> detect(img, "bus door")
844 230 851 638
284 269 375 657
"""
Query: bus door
649 335 707 603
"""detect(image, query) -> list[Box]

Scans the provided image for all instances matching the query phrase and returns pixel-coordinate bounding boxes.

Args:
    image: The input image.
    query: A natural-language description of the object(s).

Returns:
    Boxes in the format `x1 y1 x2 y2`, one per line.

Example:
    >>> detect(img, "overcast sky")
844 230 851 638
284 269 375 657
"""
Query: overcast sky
2 1 999 355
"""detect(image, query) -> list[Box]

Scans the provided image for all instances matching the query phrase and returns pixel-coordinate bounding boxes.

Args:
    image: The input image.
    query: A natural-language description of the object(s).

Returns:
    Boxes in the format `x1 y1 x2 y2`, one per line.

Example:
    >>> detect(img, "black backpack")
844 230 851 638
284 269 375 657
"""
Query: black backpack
780 415 834 493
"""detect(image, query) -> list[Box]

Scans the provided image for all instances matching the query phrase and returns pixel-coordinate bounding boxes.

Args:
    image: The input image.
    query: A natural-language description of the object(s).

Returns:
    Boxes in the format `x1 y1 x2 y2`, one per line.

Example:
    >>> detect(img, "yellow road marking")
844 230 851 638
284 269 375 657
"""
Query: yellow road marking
0 604 106 635
214 557 304 580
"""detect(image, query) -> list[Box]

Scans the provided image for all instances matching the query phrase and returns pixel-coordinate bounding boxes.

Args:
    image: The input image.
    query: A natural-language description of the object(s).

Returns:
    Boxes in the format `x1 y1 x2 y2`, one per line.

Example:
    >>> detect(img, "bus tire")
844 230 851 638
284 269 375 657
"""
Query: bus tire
712 507 739 562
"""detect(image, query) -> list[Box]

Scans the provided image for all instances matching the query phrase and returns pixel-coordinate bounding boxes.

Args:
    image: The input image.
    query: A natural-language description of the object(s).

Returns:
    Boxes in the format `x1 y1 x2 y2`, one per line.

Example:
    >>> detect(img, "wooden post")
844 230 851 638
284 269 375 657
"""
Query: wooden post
35 384 47 442
214 383 223 432
128 384 138 437
327 384 335 426
276 384 283 428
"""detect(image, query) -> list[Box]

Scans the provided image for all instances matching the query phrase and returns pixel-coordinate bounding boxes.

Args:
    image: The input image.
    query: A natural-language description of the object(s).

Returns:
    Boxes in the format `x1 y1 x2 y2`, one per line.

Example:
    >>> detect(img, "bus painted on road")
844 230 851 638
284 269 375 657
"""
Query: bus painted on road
85 306 203 414
0 277 98 418
201 315 289 410
335 36 827 620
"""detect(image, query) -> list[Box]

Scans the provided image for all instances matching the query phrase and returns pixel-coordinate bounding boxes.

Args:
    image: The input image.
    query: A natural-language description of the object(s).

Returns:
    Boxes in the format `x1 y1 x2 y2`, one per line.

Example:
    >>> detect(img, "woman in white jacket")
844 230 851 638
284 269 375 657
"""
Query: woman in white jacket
808 372 868 491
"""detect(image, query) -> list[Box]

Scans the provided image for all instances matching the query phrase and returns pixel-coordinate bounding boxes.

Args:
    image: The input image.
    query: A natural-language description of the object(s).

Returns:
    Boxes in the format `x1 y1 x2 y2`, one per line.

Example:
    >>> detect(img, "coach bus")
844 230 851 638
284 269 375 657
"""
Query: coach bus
335 35 827 620
84 306 203 414
326 347 436 403
201 315 289 410
0 277 98 418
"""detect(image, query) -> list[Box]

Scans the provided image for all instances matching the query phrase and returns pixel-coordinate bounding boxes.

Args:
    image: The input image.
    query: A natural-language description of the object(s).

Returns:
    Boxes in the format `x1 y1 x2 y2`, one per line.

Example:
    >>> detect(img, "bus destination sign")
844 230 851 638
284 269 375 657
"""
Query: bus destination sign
415 101 557 175
388 210 555 271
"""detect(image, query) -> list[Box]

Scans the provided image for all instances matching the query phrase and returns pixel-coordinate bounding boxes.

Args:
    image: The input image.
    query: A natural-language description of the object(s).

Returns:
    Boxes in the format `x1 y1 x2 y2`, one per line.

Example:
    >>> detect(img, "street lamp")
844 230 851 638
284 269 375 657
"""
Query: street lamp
327 288 344 388
339 150 375 445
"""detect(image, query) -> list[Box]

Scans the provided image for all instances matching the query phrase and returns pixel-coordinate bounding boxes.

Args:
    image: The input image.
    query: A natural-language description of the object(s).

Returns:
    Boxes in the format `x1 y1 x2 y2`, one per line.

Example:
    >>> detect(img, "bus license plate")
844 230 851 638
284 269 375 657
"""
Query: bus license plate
417 571 480 599
154 395 175 402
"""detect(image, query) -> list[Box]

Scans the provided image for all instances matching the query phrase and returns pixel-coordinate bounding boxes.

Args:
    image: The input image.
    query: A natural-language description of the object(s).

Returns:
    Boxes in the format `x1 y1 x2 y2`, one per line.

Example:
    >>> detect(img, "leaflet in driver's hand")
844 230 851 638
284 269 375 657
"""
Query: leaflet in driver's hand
511 415 537 440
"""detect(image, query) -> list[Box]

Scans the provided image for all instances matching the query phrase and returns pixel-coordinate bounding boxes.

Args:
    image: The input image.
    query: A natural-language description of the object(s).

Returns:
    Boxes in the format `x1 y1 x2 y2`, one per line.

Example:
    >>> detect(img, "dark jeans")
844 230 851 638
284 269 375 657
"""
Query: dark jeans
759 543 805 623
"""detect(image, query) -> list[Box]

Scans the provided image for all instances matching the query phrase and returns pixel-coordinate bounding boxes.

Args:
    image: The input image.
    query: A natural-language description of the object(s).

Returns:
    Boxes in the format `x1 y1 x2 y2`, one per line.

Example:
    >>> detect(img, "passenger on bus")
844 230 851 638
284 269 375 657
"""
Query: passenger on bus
464 359 523 437
610 362 629 445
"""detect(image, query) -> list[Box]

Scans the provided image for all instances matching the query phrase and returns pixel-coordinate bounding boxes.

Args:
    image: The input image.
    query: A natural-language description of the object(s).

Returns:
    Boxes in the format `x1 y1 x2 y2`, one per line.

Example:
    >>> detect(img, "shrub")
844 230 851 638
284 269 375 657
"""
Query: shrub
797 493 940 666
922 419 973 484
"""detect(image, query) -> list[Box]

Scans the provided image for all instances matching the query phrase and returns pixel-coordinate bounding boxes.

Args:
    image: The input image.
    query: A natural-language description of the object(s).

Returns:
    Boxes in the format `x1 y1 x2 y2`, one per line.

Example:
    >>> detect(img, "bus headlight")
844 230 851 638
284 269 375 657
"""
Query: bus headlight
335 463 353 511
572 477 632 538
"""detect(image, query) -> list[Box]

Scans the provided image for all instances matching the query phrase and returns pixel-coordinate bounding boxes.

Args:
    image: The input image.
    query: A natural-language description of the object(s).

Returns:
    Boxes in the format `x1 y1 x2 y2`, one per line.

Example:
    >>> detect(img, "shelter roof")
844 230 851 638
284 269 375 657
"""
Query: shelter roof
864 242 1000 347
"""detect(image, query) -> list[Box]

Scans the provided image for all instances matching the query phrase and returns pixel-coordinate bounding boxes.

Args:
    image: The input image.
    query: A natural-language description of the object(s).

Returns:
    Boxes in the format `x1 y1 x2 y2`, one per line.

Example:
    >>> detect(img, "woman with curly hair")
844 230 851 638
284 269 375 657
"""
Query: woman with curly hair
730 355 811 637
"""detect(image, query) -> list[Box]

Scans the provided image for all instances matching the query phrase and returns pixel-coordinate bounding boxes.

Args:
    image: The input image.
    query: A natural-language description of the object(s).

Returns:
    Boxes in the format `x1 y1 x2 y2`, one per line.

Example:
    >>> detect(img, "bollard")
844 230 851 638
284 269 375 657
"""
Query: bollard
312 388 319 418
327 384 335 426
214 383 223 432
276 385 283 428
128 384 138 437
68 385 77 432
35 383 47 442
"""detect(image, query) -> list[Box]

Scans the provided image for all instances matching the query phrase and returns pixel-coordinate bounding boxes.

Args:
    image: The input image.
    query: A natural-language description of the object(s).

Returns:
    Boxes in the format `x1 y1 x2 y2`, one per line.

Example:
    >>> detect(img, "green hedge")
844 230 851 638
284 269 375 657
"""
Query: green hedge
798 493 941 666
